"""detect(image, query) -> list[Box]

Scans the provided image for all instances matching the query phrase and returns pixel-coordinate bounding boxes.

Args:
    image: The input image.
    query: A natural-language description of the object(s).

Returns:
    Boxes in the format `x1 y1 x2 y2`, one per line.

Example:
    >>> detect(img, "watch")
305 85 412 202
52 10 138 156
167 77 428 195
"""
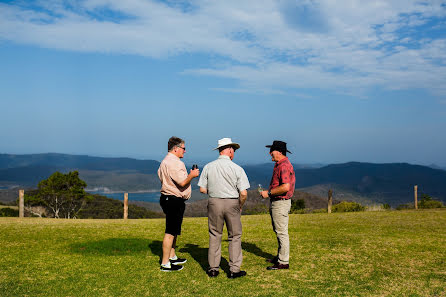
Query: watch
268 191 272 197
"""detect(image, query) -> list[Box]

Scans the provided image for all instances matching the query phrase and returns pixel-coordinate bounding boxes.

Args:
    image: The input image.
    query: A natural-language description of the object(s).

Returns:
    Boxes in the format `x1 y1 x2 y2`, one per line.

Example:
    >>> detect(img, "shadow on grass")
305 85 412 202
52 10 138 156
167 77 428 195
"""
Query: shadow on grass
147 240 162 259
70 238 150 256
242 242 275 261
179 244 229 274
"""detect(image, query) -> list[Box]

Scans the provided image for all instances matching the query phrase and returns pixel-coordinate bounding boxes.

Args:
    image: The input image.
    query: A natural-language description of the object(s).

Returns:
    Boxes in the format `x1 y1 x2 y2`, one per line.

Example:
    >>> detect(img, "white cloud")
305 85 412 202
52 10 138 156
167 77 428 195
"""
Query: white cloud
1 0 446 96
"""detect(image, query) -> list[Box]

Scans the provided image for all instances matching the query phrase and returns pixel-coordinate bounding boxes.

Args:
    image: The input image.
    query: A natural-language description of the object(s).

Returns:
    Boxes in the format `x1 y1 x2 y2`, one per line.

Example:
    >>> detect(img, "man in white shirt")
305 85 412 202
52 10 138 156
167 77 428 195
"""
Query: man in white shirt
198 138 250 278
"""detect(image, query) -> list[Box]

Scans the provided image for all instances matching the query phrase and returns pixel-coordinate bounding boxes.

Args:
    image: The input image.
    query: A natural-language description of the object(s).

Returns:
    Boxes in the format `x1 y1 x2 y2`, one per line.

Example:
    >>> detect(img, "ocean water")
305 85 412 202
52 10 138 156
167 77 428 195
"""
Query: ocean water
87 191 160 203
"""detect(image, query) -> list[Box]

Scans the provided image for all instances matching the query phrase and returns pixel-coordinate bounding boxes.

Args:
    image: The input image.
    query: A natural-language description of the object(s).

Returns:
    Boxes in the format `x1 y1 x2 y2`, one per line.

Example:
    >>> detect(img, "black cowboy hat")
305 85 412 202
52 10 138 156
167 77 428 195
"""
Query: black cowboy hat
265 140 292 154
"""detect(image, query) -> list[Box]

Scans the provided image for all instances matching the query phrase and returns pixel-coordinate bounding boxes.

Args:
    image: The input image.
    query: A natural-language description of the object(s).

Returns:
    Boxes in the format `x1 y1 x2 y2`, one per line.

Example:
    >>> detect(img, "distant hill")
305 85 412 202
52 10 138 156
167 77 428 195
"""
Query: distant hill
184 189 330 217
245 162 446 206
1 154 445 207
0 153 160 172
0 153 160 190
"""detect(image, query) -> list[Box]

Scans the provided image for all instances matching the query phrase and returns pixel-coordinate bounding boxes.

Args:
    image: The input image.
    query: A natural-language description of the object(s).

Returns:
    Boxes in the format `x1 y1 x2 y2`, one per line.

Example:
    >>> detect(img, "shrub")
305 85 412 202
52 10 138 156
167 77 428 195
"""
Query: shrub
291 199 305 211
383 203 391 210
0 207 19 217
312 208 328 214
419 194 444 209
332 201 365 213
419 200 444 209
396 203 414 210
290 209 306 214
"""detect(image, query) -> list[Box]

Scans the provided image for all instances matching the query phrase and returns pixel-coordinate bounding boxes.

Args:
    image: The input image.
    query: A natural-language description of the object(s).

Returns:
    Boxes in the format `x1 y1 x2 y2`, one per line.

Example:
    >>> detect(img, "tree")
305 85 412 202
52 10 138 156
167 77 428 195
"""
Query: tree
419 194 444 209
23 189 46 217
36 171 88 218
291 199 305 211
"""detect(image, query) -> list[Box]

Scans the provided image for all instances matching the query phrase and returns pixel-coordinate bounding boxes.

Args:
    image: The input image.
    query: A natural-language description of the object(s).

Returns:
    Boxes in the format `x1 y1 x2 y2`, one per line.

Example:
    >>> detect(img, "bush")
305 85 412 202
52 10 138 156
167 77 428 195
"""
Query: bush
291 199 305 211
312 208 328 214
419 194 444 209
419 200 444 209
0 207 19 217
396 203 414 210
332 201 365 213
383 203 391 210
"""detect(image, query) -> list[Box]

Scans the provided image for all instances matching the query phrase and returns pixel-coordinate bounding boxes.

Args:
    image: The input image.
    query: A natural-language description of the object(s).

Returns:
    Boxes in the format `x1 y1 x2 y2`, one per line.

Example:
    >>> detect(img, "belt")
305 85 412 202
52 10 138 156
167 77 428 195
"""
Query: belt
161 194 185 200
271 197 290 201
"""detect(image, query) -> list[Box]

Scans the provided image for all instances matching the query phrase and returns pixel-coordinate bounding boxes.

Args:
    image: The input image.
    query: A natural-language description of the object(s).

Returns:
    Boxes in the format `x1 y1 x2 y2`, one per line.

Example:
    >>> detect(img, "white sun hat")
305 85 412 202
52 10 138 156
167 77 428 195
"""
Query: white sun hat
213 138 240 150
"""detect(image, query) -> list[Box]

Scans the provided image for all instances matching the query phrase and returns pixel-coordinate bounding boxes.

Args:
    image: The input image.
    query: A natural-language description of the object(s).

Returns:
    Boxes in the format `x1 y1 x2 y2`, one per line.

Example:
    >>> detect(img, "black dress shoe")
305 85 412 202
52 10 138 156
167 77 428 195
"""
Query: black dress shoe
206 269 219 277
266 256 278 264
228 270 247 279
267 263 289 270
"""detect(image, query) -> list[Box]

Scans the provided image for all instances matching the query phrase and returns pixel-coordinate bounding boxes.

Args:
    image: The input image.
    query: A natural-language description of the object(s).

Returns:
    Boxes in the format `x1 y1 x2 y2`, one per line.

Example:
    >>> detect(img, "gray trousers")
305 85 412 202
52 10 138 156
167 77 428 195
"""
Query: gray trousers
208 198 242 273
270 199 291 264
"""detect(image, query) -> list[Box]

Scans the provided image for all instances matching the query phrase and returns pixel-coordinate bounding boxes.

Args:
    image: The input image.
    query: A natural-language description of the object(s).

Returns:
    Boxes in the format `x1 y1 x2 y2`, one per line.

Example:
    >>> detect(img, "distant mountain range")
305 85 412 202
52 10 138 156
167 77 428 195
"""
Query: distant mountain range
1 153 445 206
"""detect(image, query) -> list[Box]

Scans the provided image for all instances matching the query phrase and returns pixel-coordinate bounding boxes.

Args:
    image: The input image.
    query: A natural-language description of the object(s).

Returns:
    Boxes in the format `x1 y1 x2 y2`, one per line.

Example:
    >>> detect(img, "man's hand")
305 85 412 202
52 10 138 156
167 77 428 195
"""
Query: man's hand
260 190 269 199
177 168 200 188
189 168 200 178
239 190 247 209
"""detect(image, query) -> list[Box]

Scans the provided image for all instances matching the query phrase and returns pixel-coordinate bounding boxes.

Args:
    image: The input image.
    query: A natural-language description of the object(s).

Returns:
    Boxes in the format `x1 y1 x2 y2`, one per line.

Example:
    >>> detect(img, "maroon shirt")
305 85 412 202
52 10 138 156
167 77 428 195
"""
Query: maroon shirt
268 157 295 200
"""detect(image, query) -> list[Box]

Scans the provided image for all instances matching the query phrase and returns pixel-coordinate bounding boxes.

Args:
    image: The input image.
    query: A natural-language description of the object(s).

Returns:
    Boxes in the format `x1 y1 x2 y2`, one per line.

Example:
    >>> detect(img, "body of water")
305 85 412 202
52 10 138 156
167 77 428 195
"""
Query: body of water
87 191 160 203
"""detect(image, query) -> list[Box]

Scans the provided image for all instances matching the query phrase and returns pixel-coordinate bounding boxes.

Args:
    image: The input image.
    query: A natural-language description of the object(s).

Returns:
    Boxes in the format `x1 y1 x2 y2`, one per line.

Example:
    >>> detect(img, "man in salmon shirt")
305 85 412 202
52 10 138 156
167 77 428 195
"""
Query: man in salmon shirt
158 136 200 271
260 140 295 270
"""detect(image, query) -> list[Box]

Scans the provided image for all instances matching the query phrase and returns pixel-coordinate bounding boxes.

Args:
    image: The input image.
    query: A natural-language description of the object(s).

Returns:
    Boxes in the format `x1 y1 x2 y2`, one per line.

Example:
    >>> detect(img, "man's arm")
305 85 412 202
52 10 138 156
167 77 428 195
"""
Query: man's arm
199 187 208 194
260 183 290 199
239 189 247 208
176 168 200 188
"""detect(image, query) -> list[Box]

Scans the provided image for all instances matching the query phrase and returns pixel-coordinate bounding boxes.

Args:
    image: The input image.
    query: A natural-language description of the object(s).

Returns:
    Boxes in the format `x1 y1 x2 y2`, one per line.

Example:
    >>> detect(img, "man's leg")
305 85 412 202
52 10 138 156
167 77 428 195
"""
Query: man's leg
271 199 291 264
269 203 279 260
208 198 224 271
225 199 243 273
162 233 175 265
169 235 177 259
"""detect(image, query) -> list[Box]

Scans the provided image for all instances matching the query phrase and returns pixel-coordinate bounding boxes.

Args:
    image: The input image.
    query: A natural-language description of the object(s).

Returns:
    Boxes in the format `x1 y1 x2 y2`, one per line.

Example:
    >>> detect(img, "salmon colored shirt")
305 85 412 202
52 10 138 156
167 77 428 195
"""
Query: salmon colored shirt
269 157 295 200
158 153 191 199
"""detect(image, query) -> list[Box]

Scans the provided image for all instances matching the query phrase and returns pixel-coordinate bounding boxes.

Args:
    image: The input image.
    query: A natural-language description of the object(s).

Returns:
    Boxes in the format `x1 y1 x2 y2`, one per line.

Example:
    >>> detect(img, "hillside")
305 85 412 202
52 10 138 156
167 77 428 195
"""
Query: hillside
1 154 445 206
185 189 331 217
246 162 446 206
0 153 160 191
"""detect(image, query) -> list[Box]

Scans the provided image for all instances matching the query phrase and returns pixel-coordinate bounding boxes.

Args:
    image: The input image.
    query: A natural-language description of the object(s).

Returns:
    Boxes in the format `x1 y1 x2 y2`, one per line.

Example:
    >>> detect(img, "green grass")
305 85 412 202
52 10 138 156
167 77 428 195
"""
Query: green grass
1 210 446 296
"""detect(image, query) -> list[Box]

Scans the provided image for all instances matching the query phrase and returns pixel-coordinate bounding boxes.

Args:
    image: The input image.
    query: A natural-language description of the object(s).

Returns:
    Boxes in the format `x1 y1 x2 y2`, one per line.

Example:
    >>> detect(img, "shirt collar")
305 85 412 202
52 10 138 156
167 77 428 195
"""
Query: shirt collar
276 156 289 166
167 152 180 161
218 155 231 160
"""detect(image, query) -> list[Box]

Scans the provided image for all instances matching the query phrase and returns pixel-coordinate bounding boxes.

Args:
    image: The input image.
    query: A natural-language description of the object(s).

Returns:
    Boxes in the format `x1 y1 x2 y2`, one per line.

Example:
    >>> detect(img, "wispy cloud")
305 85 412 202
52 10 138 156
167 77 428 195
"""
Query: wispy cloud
1 0 446 96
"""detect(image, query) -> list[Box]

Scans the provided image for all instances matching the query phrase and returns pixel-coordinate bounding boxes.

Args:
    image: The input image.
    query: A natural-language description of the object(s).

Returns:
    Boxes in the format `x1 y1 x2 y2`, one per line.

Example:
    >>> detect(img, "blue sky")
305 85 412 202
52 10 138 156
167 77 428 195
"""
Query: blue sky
1 0 446 166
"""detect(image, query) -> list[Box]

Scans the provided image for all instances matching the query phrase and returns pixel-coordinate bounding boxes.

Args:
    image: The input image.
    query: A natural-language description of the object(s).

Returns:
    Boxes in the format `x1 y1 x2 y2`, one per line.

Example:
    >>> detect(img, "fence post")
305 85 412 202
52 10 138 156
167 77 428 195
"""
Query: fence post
124 193 128 219
414 185 418 210
328 189 333 214
19 189 24 218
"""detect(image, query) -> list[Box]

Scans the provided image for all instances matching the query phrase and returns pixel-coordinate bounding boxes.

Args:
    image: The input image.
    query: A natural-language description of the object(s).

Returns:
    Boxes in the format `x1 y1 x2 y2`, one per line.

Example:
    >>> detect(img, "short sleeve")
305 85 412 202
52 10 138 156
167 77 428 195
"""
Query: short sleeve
279 165 292 184
237 168 250 191
197 165 208 189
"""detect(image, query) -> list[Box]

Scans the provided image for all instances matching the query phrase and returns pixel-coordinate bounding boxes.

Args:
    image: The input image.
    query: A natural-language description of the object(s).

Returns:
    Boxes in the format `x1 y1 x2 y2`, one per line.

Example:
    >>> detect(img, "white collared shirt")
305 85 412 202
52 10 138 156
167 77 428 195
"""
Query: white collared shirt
198 155 250 198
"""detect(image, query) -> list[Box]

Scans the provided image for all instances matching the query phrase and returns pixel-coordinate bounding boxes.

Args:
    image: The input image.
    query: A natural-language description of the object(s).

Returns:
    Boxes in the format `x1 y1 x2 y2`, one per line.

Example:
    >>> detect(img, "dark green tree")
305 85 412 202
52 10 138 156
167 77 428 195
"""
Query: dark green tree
36 171 88 218
291 199 305 211
419 193 444 209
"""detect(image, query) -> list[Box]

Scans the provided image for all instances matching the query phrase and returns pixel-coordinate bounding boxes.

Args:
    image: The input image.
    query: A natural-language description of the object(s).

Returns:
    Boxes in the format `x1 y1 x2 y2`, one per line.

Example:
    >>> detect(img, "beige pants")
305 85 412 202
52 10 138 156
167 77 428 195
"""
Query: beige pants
208 198 242 273
270 199 291 264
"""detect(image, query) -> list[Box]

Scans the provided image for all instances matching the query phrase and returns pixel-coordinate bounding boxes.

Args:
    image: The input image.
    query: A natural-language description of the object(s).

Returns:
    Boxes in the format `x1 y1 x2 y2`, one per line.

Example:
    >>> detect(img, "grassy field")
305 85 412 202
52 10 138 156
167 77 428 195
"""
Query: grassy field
1 210 445 296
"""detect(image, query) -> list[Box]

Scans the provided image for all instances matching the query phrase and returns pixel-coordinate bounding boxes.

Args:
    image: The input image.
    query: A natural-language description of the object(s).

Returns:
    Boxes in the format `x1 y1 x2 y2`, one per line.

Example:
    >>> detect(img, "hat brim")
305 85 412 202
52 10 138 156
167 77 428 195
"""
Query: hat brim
265 145 292 154
214 143 240 150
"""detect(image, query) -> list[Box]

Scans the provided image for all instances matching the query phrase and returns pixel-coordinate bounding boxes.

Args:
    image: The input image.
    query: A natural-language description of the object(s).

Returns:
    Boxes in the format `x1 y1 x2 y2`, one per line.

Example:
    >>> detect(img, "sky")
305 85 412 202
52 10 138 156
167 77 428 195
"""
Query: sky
1 0 446 166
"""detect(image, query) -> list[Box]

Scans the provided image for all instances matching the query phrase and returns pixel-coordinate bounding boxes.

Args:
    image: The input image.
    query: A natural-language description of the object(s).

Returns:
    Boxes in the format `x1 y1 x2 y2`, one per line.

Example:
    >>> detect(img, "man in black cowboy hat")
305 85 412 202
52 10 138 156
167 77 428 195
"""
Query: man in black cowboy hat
260 140 295 270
